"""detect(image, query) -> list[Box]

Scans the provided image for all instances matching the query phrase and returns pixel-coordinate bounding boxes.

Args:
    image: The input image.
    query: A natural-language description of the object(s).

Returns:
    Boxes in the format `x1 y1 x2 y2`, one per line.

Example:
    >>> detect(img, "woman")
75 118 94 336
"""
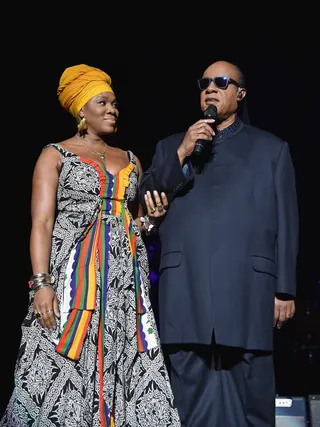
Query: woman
1 64 180 427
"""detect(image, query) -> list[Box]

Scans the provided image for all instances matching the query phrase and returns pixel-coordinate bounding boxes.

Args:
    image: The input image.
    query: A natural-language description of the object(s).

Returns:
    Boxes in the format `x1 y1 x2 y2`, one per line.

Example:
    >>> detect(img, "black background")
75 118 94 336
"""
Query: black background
2 3 319 417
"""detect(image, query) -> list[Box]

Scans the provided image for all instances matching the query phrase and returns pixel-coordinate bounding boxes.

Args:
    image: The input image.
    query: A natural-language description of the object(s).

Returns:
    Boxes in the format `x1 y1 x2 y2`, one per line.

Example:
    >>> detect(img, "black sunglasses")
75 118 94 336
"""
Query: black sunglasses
197 76 240 91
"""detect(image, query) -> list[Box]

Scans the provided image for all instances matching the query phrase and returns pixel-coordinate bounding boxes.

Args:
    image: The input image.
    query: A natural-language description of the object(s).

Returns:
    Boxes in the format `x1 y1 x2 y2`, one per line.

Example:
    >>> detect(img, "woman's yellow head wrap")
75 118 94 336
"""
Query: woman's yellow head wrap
57 64 114 117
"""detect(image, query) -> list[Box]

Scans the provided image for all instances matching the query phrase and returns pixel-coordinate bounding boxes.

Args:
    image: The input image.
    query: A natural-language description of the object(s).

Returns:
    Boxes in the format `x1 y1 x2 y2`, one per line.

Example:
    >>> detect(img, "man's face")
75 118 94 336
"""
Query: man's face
199 62 245 122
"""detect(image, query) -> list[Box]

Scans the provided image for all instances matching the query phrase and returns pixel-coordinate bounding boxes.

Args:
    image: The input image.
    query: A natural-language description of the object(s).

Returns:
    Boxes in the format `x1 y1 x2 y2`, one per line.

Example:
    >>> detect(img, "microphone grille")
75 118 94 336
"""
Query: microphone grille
204 105 217 119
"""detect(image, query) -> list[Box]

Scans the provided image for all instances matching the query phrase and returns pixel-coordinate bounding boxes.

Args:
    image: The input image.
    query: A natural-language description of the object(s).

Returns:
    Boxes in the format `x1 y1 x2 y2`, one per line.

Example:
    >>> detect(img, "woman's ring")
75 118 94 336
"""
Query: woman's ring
35 312 42 319
150 207 156 214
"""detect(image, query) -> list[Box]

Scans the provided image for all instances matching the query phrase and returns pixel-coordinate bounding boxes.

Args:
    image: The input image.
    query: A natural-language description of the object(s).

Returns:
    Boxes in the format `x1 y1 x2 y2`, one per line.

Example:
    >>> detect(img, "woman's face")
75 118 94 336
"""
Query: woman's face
81 91 119 135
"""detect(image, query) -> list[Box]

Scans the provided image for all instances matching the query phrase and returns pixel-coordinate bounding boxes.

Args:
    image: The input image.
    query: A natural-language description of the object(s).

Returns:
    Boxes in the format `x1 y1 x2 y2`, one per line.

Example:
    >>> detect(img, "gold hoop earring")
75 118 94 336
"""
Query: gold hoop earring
77 117 87 132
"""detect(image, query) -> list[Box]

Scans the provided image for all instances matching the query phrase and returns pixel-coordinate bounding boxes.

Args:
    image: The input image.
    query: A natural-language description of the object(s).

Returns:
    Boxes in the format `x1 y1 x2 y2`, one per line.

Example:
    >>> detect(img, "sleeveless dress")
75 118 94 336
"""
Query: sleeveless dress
1 144 180 427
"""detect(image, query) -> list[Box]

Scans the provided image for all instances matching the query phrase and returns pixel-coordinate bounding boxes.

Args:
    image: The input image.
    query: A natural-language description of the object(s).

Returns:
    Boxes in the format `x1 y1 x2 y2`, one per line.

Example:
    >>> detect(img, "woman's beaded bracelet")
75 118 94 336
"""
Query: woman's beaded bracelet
140 215 157 235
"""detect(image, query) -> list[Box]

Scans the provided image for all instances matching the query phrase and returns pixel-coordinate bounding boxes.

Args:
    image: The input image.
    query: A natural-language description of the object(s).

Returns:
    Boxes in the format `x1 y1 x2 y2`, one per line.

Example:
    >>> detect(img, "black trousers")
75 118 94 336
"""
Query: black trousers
165 343 275 427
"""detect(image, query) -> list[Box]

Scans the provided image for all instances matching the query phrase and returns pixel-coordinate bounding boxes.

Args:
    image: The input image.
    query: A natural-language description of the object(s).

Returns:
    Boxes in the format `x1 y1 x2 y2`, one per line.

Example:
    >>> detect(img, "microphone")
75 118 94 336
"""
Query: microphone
194 105 217 155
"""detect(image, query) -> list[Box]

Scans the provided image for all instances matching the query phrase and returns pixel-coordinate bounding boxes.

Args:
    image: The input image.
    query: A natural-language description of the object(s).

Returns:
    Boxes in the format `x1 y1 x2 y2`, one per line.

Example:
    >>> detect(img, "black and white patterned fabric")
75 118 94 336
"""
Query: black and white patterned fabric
1 144 180 427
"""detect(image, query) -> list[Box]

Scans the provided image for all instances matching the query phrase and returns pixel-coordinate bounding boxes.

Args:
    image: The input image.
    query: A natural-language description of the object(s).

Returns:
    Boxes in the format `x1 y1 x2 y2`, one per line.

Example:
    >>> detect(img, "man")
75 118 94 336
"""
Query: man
139 60 299 427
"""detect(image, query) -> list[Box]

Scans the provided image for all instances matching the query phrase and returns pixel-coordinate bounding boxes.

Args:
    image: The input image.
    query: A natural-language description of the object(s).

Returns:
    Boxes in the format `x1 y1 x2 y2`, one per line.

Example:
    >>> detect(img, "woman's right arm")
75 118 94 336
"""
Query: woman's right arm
29 146 61 329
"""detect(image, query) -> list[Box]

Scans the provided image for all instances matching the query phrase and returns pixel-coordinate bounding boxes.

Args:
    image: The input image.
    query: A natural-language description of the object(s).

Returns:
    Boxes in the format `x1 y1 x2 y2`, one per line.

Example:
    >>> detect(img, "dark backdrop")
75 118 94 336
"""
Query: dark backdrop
2 4 319 417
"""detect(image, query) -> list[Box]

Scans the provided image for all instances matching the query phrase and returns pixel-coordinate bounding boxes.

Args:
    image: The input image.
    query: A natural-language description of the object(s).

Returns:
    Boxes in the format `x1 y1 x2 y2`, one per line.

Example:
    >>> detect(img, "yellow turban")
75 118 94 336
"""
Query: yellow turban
57 64 114 117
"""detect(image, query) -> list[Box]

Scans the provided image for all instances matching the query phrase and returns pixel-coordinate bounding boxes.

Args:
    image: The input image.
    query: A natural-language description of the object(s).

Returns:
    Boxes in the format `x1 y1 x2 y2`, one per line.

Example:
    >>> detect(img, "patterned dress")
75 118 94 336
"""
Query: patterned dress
1 144 180 427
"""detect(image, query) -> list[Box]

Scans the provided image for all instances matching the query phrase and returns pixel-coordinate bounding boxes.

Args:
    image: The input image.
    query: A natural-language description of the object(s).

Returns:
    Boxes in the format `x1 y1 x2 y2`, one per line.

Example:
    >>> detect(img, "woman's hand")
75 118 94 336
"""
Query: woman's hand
145 190 169 221
139 190 169 233
33 286 60 329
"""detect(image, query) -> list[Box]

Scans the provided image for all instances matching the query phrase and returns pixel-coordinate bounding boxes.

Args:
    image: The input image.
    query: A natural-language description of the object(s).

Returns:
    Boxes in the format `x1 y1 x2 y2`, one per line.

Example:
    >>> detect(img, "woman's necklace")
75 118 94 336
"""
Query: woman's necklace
76 134 107 160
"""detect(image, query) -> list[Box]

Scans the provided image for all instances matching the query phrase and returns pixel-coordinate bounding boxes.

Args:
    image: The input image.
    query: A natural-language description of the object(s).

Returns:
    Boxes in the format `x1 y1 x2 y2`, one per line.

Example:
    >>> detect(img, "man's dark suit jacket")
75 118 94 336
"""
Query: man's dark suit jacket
139 121 299 351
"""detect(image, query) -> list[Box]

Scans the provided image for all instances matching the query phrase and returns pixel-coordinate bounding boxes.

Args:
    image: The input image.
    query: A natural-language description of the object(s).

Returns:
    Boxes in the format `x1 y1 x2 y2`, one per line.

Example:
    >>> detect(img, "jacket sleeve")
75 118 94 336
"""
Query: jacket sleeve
139 137 194 205
274 141 299 296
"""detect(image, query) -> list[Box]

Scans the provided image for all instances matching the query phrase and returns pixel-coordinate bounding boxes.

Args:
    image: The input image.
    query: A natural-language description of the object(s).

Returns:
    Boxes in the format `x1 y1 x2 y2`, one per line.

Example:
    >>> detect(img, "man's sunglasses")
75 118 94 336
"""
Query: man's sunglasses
197 76 240 91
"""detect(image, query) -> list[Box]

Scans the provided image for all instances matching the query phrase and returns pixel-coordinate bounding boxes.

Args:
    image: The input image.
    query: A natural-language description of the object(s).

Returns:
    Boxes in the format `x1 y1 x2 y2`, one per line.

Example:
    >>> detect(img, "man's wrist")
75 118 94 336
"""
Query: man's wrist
177 146 188 165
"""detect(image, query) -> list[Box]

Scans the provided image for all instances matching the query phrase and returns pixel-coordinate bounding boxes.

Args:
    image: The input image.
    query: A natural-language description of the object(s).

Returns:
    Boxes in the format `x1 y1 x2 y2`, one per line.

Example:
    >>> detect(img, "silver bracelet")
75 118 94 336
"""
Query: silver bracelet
28 274 55 290
30 272 50 280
